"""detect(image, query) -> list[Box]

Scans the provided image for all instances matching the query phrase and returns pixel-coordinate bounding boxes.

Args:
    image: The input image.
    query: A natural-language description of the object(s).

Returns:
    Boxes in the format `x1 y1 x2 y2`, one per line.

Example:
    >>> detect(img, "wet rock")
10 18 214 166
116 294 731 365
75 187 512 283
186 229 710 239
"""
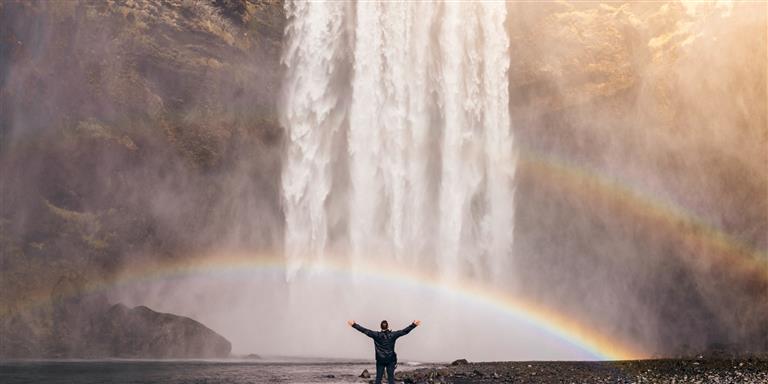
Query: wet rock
359 369 371 378
399 358 768 384
451 358 469 366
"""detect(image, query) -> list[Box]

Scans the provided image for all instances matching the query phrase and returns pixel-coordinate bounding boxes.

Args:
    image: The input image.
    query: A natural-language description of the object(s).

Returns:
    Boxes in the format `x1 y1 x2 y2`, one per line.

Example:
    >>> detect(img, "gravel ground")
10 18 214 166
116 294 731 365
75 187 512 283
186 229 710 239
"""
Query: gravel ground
397 358 768 383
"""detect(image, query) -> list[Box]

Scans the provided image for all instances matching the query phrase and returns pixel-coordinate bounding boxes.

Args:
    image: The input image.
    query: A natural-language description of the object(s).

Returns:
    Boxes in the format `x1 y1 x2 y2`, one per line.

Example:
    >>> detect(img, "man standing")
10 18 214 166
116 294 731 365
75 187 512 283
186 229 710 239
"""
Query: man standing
347 319 421 384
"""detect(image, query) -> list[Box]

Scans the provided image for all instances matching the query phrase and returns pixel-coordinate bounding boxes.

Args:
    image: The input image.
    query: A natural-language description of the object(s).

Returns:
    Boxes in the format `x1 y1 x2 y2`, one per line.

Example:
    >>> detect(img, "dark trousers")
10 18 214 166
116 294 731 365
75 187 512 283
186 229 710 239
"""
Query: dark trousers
375 360 396 384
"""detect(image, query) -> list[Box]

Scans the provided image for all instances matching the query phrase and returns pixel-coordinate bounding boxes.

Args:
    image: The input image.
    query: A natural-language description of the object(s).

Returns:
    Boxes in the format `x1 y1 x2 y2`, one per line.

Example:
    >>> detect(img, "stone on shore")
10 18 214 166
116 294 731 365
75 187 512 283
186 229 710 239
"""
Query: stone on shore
401 358 768 383
450 358 469 366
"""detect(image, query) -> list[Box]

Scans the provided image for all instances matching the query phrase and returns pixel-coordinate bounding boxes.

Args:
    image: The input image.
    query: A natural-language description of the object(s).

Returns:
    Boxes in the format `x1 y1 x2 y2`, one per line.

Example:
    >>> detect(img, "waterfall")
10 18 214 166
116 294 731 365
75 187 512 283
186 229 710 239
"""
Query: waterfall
280 1 349 277
281 1 516 282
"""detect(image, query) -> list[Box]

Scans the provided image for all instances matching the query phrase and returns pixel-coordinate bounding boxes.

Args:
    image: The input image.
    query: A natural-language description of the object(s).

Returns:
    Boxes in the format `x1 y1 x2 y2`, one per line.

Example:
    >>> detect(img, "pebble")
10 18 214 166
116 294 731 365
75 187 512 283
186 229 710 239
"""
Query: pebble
399 358 768 384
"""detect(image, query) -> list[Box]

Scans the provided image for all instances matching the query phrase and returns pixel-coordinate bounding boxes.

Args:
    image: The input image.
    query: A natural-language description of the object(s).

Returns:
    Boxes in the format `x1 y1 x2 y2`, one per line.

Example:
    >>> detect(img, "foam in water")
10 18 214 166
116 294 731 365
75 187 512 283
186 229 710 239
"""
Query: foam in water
281 1 516 283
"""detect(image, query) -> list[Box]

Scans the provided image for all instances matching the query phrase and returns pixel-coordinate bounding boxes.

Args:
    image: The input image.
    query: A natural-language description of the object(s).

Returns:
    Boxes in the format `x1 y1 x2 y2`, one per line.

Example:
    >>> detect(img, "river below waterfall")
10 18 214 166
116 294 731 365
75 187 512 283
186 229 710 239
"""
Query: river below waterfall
0 359 433 384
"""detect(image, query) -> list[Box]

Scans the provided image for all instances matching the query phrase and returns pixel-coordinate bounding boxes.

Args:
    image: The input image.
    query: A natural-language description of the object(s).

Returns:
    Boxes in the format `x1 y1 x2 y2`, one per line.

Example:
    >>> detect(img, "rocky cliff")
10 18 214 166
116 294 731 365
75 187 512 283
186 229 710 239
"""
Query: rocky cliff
506 2 767 355
0 0 283 358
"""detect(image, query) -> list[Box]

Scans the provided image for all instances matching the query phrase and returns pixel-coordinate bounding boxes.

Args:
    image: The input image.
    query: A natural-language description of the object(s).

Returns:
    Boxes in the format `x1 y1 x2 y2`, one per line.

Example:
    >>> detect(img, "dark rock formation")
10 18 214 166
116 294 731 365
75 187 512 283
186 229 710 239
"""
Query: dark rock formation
0 264 230 358
1 298 231 358
93 304 231 358
450 359 469 366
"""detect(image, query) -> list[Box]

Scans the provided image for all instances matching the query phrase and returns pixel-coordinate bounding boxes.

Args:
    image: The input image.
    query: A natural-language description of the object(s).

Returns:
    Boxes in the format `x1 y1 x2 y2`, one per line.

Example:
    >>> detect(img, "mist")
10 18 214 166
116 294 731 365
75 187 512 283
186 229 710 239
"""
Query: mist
1 0 766 361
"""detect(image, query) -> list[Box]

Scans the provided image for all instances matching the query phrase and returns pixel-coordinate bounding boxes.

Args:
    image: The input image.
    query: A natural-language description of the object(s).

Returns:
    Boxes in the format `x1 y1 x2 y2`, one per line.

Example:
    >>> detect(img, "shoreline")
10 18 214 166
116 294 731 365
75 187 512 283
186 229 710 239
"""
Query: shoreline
3 358 767 383
399 358 768 383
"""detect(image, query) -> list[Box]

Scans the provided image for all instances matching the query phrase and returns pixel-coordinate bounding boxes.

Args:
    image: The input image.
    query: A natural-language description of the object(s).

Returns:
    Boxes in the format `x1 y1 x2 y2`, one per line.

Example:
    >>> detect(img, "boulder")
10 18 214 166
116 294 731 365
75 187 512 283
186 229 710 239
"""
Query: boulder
450 359 469 366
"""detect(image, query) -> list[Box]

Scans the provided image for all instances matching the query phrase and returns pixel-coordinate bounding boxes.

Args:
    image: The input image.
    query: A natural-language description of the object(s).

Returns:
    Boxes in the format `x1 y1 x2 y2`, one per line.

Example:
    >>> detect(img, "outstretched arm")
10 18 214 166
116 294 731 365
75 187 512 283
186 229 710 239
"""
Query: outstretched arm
393 320 420 338
348 321 376 338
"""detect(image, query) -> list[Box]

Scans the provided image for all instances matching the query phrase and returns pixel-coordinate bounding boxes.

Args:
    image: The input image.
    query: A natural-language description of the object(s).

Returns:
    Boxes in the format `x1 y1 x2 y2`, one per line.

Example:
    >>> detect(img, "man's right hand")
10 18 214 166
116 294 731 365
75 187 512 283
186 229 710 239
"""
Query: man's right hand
347 320 355 327
413 320 421 326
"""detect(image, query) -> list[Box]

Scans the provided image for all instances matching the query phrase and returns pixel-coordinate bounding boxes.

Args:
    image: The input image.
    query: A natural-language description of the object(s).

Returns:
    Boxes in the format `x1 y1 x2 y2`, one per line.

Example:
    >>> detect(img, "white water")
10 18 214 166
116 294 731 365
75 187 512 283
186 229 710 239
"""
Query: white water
281 1 516 283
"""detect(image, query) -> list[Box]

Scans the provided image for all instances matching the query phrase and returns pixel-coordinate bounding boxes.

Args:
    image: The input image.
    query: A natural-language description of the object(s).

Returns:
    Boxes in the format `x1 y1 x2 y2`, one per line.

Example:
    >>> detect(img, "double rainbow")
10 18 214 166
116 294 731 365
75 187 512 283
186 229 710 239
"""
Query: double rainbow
6 150 765 362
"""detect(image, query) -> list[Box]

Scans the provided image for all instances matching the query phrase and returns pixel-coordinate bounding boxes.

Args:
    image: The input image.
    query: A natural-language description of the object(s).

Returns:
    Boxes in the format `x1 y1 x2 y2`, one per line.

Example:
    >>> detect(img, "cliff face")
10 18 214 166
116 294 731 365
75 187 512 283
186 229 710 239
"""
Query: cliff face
507 2 767 355
0 0 283 357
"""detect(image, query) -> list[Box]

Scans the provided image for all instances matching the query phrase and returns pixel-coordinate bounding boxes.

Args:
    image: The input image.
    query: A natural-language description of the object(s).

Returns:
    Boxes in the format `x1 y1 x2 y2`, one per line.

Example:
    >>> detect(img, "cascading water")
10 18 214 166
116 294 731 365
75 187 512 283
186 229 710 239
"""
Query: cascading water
281 1 516 283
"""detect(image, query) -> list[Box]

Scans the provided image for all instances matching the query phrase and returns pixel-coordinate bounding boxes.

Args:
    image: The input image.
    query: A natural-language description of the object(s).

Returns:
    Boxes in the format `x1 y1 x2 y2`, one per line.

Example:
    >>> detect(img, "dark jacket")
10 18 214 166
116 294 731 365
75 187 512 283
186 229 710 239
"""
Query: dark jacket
353 322 417 363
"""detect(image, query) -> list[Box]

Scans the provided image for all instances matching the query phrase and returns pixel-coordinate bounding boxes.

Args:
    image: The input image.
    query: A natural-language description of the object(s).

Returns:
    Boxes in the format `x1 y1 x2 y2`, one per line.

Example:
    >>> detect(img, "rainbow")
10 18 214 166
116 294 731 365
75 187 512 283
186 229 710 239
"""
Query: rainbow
4 251 645 361
5 150 764 362
76 253 644 361
519 151 768 282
